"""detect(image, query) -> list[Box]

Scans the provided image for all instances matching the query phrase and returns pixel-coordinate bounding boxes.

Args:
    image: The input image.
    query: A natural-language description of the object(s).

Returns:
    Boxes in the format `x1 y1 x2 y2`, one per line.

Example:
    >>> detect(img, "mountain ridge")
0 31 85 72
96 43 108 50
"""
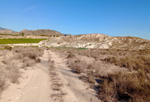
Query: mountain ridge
0 27 15 34
0 27 63 36
20 29 62 36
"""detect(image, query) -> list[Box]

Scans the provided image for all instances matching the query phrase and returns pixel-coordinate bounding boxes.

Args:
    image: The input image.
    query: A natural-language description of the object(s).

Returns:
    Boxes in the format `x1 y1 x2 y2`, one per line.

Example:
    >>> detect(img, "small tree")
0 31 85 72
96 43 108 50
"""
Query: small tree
22 33 24 36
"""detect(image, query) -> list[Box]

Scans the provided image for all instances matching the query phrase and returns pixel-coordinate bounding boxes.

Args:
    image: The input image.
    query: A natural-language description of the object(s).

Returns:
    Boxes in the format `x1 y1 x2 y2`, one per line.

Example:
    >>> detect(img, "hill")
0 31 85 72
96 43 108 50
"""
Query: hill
0 27 63 36
20 29 62 36
43 33 150 50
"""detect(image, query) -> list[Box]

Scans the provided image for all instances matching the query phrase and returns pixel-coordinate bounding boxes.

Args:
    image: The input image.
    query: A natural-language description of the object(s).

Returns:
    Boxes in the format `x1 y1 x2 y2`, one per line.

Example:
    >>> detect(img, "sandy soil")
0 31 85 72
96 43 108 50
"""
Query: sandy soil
48 50 101 102
0 50 52 102
0 50 101 102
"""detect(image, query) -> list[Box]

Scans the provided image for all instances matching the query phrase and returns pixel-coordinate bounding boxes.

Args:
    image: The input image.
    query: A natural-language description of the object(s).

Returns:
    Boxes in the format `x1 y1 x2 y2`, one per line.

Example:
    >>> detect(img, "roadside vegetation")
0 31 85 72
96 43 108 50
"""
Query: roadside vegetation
0 38 45 44
51 47 150 102
0 46 44 95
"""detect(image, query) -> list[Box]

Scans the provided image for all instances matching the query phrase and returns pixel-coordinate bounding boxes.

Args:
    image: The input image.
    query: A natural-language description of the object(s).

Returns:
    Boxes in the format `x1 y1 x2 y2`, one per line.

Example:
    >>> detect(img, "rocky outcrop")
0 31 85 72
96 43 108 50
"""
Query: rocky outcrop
44 33 150 50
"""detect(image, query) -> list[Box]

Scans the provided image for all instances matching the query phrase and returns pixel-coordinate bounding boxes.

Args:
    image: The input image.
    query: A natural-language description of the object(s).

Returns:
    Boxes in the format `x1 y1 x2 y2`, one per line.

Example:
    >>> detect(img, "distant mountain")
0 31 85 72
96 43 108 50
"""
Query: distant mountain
0 27 7 30
0 27 15 34
20 29 63 36
0 27 63 36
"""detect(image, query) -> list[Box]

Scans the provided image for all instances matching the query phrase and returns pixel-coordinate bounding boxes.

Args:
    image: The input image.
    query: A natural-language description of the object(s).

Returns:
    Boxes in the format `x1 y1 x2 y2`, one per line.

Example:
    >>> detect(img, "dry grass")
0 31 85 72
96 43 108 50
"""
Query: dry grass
67 58 88 73
100 54 150 101
51 47 150 102
103 55 150 72
5 63 20 83
99 72 150 102
0 46 44 95
0 58 20 95
13 46 44 68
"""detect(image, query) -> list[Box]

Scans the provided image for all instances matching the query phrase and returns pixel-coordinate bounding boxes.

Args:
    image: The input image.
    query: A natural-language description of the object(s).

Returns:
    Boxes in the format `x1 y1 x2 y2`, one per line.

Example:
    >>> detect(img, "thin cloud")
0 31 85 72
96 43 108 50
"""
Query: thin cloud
25 6 37 11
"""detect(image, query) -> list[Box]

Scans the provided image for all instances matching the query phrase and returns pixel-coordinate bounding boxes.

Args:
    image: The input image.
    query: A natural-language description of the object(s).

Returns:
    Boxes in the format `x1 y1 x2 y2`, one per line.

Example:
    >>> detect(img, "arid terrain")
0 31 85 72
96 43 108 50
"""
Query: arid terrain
51 47 150 102
1 0 150 101
0 28 150 102
0 47 100 102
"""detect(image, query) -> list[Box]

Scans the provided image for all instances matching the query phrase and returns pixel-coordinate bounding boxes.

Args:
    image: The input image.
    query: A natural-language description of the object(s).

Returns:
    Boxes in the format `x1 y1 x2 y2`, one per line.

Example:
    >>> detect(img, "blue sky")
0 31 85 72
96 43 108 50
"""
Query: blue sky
0 0 150 39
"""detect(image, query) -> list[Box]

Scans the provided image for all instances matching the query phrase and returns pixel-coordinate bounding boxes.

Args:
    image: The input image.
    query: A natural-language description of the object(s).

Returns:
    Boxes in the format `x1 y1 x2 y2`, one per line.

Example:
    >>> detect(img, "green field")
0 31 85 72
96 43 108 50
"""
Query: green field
0 38 46 44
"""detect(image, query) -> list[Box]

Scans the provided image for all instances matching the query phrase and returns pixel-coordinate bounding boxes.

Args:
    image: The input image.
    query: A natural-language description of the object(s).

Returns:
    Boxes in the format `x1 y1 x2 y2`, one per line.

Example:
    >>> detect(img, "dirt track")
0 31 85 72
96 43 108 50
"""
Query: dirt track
0 50 100 102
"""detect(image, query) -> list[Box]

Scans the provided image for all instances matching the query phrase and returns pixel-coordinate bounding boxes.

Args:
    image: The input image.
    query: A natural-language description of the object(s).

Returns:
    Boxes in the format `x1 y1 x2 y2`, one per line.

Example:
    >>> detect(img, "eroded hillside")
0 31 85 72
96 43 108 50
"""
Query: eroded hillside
43 34 150 50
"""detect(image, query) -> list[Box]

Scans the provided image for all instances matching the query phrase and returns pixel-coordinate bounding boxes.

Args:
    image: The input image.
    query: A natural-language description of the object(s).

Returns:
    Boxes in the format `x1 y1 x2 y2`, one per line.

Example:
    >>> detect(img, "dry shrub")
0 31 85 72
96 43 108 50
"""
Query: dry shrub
5 63 20 83
103 55 150 72
22 52 37 60
21 50 41 61
100 54 150 101
52 47 150 102
66 52 75 58
99 72 150 102
67 57 95 83
0 46 44 95
13 46 43 58
87 71 95 83
14 53 23 59
0 73 5 93
13 47 44 68
67 59 88 73
1 52 20 84
36 58 41 63
22 60 35 68
4 46 12 51
0 50 20 96
70 49 128 60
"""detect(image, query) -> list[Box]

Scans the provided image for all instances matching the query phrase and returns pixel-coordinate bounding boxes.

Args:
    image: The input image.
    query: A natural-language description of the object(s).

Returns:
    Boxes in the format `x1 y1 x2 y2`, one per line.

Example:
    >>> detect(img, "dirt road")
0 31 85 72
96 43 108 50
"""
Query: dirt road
0 50 100 102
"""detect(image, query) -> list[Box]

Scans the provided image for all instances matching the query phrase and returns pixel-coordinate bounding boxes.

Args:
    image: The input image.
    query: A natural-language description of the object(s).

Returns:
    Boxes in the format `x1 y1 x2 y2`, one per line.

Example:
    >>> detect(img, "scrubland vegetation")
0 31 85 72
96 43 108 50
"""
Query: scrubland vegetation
51 47 150 102
0 38 45 44
0 46 43 95
0 45 149 102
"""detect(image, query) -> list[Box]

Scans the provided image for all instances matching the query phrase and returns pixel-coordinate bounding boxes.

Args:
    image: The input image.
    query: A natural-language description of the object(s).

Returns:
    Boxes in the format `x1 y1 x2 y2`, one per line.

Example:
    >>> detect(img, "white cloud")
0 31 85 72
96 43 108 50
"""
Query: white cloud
25 6 37 11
